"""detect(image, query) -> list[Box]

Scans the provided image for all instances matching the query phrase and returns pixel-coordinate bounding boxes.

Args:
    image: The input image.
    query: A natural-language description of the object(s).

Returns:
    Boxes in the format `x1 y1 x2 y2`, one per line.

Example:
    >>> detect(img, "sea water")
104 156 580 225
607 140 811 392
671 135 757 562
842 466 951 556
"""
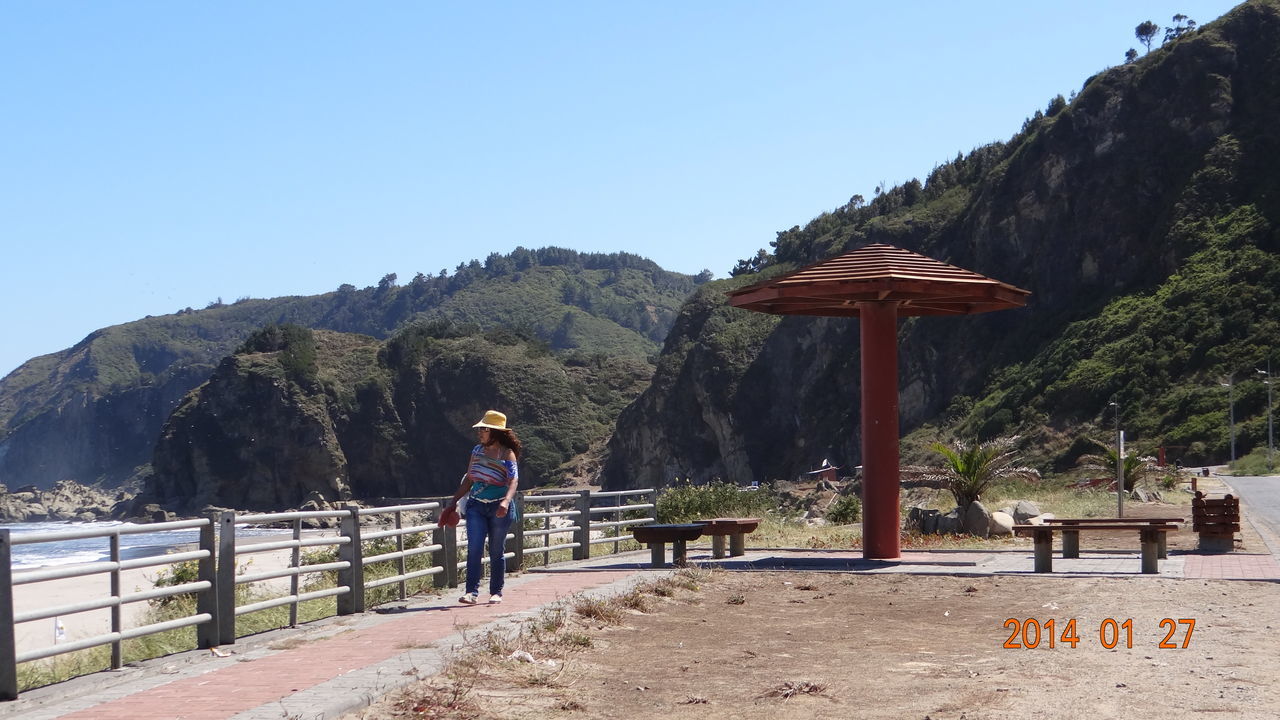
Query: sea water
3 521 291 569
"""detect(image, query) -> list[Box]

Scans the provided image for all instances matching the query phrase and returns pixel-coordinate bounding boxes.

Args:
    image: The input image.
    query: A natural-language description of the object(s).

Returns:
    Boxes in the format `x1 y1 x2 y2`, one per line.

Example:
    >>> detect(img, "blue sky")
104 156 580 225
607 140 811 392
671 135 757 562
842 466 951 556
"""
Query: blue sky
0 1 1241 378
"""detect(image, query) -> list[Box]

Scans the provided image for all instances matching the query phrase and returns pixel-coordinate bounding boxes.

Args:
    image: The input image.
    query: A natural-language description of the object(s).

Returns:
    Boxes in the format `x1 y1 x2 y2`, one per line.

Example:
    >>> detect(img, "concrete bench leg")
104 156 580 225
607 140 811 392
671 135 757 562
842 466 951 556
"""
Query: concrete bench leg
1061 529 1080 559
650 543 666 568
1033 529 1053 573
1140 529 1159 574
672 539 688 567
729 533 746 557
1157 533 1167 559
712 535 727 559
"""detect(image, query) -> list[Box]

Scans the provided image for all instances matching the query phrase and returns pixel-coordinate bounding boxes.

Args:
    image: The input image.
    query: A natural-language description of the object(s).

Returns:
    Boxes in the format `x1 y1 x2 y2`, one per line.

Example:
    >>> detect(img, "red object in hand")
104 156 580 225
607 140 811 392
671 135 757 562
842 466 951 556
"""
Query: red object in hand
439 505 460 527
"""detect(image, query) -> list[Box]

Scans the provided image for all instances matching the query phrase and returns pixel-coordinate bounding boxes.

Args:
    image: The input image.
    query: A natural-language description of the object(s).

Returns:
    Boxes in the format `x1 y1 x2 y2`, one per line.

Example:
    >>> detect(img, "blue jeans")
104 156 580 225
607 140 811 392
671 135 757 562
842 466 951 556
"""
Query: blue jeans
464 499 515 596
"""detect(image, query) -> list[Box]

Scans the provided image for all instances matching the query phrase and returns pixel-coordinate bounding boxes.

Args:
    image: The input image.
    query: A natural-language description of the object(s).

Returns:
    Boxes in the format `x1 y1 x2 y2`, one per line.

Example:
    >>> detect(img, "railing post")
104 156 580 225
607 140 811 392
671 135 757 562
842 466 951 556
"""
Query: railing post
432 504 448 589
196 519 218 649
109 533 122 669
612 493 622 554
541 498 551 567
288 518 302 628
444 521 458 589
0 530 17 701
507 494 524 572
395 510 407 601
649 488 659 522
337 505 365 615
217 512 237 645
573 490 591 561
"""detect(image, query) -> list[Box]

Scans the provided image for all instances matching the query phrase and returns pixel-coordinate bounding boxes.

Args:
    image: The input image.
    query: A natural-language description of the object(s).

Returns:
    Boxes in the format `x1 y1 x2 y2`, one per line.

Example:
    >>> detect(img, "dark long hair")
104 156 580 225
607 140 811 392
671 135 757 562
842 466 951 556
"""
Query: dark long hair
488 428 522 459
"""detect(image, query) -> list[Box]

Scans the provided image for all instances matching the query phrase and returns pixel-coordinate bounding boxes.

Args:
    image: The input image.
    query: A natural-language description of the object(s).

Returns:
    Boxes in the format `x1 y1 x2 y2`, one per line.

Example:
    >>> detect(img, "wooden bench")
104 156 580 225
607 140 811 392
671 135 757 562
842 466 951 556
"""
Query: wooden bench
632 523 707 567
1043 517 1184 559
700 517 761 558
1013 523 1178 574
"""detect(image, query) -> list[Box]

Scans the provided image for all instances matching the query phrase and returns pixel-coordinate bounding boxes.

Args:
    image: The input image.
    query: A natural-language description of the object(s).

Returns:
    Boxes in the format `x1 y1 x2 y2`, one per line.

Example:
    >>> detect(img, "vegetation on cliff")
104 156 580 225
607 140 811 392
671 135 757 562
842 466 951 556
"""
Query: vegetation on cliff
603 0 1280 489
1 247 699 490
148 320 657 511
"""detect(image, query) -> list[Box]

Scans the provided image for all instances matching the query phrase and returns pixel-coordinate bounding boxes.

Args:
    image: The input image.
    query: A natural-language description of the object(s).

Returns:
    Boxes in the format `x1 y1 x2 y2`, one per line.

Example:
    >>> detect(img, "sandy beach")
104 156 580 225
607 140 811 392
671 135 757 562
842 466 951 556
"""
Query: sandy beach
11 536 310 658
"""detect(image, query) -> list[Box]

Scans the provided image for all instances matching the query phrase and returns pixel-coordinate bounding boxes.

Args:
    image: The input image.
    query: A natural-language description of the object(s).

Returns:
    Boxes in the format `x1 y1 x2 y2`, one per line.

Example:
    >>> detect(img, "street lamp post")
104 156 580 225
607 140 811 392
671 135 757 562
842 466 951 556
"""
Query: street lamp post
1110 400 1124 517
1221 376 1235 466
1258 362 1273 473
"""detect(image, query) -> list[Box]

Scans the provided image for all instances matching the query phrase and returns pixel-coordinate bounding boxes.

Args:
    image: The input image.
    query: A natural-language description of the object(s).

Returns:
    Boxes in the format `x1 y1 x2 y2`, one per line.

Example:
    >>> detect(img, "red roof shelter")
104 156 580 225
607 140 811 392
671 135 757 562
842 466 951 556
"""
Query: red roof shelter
729 243 1029 559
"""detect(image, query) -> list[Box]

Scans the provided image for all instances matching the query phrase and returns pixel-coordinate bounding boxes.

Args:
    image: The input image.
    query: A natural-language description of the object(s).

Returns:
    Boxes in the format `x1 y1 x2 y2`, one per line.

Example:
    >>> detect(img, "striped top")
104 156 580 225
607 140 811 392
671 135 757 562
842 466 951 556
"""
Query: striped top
466 444 519 502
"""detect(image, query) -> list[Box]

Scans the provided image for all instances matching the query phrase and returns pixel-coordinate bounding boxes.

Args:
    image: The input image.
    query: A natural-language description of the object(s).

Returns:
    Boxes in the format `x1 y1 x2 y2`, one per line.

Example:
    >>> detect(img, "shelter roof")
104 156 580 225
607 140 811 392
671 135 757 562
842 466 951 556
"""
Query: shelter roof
727 243 1030 317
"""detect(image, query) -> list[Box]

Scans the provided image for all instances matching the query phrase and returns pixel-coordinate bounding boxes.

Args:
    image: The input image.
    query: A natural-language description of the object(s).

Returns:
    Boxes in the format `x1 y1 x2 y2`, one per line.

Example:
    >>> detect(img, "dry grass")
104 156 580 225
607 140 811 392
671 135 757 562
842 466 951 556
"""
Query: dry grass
355 567 712 719
761 680 829 700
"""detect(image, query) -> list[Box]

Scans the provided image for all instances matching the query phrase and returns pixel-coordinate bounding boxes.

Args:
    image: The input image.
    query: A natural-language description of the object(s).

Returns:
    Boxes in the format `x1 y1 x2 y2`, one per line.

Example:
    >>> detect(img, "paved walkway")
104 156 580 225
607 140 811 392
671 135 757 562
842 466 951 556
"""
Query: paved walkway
3 541 1277 720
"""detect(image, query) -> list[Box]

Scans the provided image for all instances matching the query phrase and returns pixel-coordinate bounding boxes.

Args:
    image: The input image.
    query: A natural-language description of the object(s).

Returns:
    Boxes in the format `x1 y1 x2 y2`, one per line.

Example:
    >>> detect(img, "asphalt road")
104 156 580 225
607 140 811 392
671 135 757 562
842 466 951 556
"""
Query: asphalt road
1219 474 1280 555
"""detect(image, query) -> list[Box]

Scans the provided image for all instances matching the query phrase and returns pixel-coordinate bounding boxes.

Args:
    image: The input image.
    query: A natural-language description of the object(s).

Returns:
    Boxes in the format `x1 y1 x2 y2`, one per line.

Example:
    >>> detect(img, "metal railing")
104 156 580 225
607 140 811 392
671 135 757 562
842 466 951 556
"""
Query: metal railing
521 489 656 564
1 488 656 700
0 519 218 700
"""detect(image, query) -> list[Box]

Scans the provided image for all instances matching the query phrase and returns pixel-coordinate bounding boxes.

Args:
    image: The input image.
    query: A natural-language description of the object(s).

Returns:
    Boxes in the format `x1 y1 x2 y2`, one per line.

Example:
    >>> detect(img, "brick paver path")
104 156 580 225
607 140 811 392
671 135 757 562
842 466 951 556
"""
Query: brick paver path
57 569 639 720
1182 553 1280 579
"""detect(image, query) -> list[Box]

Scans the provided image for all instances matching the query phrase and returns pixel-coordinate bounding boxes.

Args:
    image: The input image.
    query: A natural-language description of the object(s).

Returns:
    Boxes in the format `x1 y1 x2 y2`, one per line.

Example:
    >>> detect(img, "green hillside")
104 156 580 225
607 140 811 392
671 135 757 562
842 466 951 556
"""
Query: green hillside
603 1 1280 489
0 247 700 489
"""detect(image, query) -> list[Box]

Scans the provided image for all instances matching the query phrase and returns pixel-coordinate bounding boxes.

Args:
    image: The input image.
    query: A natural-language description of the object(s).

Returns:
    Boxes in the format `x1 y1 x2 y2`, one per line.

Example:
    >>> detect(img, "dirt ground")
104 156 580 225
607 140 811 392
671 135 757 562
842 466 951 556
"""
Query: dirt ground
351 503 1280 720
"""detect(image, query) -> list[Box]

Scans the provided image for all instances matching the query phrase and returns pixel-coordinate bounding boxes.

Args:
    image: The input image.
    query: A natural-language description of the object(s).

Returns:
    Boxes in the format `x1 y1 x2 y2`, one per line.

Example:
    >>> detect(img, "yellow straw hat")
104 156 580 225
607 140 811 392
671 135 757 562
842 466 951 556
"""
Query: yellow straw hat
472 410 508 430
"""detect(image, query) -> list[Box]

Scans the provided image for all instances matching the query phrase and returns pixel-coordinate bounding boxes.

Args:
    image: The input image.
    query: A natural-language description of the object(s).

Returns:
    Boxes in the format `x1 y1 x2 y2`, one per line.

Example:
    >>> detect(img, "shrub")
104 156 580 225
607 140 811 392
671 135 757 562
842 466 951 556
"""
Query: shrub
929 436 1039 508
656 481 774 523
824 495 861 524
1229 447 1276 476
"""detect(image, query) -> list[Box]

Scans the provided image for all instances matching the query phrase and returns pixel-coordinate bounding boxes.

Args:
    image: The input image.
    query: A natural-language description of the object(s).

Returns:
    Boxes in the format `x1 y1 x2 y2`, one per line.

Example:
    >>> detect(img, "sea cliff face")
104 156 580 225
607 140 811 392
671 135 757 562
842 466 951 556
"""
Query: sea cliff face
147 327 653 512
601 2 1280 488
0 251 694 491
150 352 355 513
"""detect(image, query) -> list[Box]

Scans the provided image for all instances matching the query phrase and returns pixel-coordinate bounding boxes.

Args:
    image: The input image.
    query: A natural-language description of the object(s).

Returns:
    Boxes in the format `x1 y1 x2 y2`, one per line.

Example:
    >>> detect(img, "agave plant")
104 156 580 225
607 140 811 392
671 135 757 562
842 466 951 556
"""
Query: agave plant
1074 441 1157 492
928 436 1040 509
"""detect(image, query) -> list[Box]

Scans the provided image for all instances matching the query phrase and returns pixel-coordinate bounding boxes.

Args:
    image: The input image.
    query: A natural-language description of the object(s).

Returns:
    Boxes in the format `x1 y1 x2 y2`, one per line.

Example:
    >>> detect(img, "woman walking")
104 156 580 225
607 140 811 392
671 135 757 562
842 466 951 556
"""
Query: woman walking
448 410 521 604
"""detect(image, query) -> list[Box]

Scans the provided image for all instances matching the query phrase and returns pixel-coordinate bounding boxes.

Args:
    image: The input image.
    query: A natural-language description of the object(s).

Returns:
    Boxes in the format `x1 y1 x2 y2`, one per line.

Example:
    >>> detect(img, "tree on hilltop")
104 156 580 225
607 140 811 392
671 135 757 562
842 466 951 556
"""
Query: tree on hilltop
1164 14 1197 44
1135 20 1160 53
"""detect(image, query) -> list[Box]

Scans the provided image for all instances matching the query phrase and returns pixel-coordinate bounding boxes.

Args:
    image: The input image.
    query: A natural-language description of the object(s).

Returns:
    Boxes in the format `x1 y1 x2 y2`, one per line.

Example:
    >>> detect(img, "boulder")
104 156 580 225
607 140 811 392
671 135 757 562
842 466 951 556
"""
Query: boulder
905 505 936 533
989 511 1015 536
964 500 992 537
936 509 962 535
922 510 939 534
1012 500 1042 523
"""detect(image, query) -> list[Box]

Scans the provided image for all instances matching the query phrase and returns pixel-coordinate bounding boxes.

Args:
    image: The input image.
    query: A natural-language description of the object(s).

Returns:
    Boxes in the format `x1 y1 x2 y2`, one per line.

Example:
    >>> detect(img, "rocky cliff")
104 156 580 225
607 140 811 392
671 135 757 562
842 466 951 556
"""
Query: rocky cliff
1 249 695 490
148 325 652 512
601 1 1280 489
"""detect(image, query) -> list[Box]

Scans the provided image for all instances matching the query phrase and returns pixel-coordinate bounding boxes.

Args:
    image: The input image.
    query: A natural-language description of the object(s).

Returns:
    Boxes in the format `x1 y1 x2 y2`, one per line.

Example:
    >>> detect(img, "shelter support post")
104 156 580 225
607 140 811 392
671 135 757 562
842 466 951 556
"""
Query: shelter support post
859 301 901 560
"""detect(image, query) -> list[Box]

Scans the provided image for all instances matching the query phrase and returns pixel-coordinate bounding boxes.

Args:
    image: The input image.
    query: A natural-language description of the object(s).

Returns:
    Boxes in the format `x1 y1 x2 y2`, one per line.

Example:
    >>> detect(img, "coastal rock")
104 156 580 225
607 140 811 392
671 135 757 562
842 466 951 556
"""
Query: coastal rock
0 479 127 523
149 349 355 515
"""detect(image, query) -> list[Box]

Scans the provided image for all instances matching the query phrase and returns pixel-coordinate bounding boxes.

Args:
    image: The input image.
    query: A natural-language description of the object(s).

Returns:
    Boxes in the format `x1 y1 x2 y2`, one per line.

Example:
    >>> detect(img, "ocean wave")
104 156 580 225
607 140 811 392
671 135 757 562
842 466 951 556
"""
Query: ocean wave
4 521 295 569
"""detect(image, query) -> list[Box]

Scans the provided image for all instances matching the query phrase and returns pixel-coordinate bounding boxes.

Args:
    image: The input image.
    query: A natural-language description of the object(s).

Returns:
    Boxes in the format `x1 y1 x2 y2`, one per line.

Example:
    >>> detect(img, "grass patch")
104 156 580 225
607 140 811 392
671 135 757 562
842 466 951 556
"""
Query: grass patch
1228 447 1278 476
571 596 626 625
